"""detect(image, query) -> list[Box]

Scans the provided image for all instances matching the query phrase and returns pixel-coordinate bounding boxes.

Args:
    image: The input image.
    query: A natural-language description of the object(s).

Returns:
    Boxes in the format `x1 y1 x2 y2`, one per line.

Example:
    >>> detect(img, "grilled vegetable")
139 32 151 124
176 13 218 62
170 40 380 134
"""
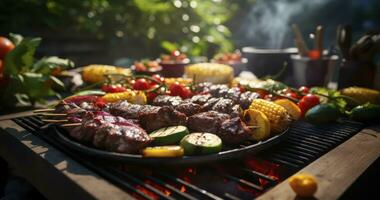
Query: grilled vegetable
142 146 184 157
243 109 270 141
82 65 131 83
180 133 222 155
249 99 291 133
288 173 318 197
150 126 189 145
275 99 301 120
73 90 106 96
341 87 380 104
305 103 340 124
102 89 147 104
350 103 380 122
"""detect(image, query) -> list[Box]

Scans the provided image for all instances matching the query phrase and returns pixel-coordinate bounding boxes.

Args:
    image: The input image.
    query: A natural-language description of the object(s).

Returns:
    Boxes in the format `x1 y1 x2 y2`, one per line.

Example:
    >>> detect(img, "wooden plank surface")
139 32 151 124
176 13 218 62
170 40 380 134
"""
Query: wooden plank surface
257 125 380 200
0 119 134 200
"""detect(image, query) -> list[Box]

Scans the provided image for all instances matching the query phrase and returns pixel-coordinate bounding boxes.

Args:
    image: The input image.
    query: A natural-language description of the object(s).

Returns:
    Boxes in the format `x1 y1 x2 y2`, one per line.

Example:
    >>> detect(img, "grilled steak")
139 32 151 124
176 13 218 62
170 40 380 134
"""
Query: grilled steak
139 106 187 132
93 123 152 153
239 91 260 109
187 111 230 133
108 101 160 119
218 117 251 144
186 94 212 105
153 95 182 107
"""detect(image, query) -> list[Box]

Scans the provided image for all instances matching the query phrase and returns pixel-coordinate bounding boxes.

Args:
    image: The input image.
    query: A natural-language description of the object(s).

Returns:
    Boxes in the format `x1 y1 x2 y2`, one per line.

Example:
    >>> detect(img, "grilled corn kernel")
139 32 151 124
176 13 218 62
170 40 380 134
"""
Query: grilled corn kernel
341 87 380 105
185 63 234 84
82 65 131 83
102 90 146 104
249 99 291 133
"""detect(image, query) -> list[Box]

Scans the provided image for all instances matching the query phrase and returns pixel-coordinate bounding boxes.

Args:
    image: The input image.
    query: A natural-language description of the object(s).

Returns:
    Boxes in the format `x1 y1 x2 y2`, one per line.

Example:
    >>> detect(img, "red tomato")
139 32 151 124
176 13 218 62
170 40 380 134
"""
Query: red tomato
257 90 269 98
169 82 183 97
308 50 321 60
0 37 14 59
133 78 151 90
101 84 127 93
151 74 164 83
298 86 310 94
285 92 299 99
172 50 180 57
298 94 320 117
95 97 107 108
169 82 193 99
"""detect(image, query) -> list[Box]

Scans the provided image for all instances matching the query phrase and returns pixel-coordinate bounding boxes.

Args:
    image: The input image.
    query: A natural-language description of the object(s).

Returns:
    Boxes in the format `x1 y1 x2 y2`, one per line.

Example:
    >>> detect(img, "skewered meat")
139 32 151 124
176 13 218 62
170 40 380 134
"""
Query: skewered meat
187 111 230 134
93 123 152 153
187 111 250 144
139 106 187 132
186 94 212 105
153 95 202 116
108 101 187 132
219 117 251 144
193 83 260 109
108 101 159 119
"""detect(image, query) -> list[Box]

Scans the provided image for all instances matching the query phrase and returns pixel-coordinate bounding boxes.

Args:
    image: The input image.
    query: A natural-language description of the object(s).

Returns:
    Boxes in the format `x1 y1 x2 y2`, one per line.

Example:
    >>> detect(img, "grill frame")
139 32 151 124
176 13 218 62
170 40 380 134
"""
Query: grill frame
5 115 366 200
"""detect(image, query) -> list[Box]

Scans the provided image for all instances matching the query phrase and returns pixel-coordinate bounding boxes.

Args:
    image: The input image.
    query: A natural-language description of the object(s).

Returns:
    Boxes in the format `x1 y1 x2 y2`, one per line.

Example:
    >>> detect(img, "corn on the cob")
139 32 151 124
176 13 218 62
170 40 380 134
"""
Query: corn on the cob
102 89 146 104
341 87 380 105
185 63 234 84
249 99 291 134
82 65 131 83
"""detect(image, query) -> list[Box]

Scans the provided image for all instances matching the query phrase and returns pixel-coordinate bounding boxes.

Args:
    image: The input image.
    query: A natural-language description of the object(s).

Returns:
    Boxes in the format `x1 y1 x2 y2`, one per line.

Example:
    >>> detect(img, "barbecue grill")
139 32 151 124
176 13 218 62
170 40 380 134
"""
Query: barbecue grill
1 112 378 200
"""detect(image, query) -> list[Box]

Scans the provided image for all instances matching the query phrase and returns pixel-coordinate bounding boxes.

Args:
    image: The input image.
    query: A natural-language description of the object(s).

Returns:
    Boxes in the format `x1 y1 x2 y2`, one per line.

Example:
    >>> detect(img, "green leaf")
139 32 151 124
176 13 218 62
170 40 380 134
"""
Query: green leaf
32 56 74 74
50 75 65 89
9 33 24 45
20 72 55 102
161 41 178 53
4 37 41 75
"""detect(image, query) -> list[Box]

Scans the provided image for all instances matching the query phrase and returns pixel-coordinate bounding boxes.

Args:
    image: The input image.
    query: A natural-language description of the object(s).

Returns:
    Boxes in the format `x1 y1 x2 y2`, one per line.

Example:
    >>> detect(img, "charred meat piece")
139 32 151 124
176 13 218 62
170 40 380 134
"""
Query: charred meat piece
139 106 187 132
92 123 152 153
218 117 251 144
175 102 203 116
225 88 242 103
187 111 230 133
239 91 260 109
153 95 183 107
211 98 235 114
193 82 213 93
202 97 222 111
208 84 229 97
108 101 160 119
186 94 212 105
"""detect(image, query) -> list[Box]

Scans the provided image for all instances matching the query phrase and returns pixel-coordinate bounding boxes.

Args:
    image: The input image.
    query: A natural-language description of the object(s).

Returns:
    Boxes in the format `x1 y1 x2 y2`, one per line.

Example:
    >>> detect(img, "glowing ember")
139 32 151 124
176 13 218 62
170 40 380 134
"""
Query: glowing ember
245 158 280 180
135 185 159 200
180 185 186 192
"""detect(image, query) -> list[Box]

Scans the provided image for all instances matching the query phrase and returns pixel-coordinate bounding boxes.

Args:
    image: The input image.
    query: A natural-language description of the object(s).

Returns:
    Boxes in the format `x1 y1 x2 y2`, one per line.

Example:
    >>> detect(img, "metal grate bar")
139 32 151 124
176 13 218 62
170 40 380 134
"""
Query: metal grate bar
224 174 263 191
224 193 242 200
107 168 175 200
138 174 198 200
157 172 224 200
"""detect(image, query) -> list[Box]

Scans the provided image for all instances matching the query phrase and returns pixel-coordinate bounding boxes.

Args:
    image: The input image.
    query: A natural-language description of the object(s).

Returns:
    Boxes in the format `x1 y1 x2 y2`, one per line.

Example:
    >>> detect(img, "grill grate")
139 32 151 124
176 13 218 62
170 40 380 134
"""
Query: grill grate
13 116 363 200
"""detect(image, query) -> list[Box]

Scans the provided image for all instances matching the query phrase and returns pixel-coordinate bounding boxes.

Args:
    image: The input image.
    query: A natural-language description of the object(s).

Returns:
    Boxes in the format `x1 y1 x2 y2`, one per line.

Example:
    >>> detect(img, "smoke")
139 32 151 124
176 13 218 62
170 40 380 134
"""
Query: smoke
237 0 333 49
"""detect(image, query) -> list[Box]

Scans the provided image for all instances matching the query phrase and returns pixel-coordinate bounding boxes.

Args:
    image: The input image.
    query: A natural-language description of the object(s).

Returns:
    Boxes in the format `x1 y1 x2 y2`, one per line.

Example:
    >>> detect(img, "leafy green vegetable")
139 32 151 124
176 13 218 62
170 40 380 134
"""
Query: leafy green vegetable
0 34 74 110
310 87 347 112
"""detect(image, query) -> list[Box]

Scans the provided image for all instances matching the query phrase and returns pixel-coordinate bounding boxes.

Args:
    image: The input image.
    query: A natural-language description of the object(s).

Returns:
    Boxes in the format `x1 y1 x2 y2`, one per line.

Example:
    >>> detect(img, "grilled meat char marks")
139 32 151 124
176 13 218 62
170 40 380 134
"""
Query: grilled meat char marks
108 101 187 132
93 123 152 153
187 111 251 144
64 111 152 154
153 95 202 116
194 83 260 109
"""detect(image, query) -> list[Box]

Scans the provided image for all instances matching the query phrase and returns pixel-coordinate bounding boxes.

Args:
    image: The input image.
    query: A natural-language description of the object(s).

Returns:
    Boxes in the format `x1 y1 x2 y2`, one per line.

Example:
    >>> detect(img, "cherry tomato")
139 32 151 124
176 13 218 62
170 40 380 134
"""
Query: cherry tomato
169 82 193 99
298 94 320 117
169 82 183 97
152 74 164 83
299 86 310 94
95 97 107 108
285 92 299 99
256 90 269 98
172 50 180 57
101 84 127 93
133 78 151 90
0 37 15 59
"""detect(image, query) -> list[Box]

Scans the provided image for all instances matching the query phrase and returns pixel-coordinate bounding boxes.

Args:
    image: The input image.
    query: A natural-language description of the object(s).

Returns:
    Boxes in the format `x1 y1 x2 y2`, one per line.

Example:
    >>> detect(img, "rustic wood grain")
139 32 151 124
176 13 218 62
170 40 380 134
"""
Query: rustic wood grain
257 125 380 200
0 119 134 200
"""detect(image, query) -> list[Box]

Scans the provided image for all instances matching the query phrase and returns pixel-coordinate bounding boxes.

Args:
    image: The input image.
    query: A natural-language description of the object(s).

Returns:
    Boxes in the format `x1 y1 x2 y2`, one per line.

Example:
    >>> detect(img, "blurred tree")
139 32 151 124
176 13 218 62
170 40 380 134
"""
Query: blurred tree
0 0 242 60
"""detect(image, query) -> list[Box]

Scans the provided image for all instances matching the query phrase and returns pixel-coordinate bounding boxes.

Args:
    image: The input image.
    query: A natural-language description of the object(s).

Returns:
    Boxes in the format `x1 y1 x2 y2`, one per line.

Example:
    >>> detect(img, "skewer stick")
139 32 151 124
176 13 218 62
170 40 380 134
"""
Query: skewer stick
247 126 260 129
60 123 81 127
292 24 309 56
33 108 55 113
315 25 323 56
38 113 67 117
41 119 69 123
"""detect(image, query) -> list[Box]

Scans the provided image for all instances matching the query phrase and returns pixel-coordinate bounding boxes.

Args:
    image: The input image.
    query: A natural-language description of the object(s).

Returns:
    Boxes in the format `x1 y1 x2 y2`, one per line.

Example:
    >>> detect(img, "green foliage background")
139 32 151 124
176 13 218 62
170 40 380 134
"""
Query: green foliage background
0 0 253 58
